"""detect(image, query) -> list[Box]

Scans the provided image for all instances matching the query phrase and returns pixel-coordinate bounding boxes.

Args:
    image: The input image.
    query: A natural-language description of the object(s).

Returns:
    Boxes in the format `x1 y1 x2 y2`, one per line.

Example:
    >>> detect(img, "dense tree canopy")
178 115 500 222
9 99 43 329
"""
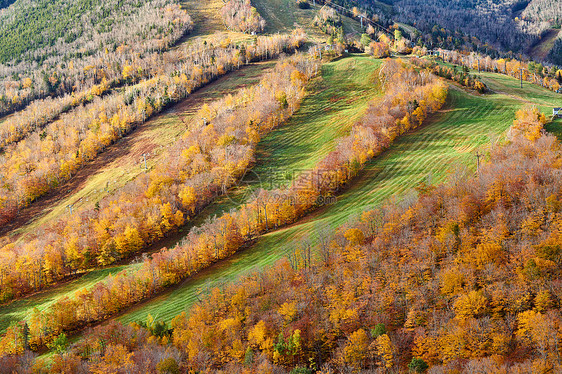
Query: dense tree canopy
392 0 551 59
0 0 193 116
522 0 562 26
0 58 447 356
3 103 560 374
0 32 308 305
168 116 562 371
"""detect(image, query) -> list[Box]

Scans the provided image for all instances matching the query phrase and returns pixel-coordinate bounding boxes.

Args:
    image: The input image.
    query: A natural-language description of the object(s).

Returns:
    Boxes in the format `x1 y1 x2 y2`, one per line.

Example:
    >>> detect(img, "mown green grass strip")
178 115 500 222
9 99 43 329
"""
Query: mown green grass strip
252 0 362 40
0 266 130 333
117 74 531 326
479 71 562 109
184 55 383 223
117 55 388 324
0 55 383 333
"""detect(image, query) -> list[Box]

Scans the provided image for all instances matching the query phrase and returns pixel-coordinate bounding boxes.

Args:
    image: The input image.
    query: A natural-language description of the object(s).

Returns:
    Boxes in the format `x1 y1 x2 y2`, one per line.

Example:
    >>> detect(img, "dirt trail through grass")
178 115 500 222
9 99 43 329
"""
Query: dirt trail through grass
0 62 275 241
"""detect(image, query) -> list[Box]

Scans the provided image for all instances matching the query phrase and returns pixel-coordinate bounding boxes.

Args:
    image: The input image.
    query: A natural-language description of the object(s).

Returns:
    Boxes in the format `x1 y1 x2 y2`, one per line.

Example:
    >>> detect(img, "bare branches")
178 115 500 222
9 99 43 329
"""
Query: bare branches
220 0 266 34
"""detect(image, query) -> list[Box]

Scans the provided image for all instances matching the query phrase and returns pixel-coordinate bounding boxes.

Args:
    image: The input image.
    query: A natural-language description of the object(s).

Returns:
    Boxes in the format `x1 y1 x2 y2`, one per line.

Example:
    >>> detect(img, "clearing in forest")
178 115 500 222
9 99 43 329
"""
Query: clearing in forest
252 0 362 40
528 29 561 62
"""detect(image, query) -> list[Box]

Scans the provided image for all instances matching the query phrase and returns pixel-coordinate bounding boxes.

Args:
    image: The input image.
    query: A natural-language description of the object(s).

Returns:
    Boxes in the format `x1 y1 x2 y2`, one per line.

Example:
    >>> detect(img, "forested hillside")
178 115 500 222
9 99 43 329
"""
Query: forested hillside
0 57 447 355
0 0 561 371
166 114 562 372
0 0 192 115
394 1 540 52
5 106 561 373
519 0 562 64
549 38 562 65
0 33 308 303
353 0 561 64
522 0 562 25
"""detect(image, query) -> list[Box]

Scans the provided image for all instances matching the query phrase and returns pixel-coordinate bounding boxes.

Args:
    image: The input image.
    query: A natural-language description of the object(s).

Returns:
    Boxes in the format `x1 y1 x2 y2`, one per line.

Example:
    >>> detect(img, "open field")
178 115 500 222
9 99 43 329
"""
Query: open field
178 0 257 45
479 71 562 110
253 0 362 42
182 0 225 37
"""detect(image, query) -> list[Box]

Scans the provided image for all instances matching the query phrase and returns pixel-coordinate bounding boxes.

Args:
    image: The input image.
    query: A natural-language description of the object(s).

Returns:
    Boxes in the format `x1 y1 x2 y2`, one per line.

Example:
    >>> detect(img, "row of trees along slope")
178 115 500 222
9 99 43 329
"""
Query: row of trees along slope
0 32 306 229
168 108 562 372
0 0 278 154
0 43 312 303
221 0 266 34
431 49 562 93
0 0 272 152
0 0 192 117
0 58 447 354
0 53 319 353
19 107 562 373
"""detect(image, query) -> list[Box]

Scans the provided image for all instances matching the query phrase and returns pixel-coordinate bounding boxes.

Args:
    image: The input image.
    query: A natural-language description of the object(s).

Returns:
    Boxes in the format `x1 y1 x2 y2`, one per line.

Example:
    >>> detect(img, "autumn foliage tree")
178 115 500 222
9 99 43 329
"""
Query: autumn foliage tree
0 32 306 228
221 0 266 34
313 6 343 37
0 58 448 356
508 106 547 141
123 108 562 372
411 57 488 93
